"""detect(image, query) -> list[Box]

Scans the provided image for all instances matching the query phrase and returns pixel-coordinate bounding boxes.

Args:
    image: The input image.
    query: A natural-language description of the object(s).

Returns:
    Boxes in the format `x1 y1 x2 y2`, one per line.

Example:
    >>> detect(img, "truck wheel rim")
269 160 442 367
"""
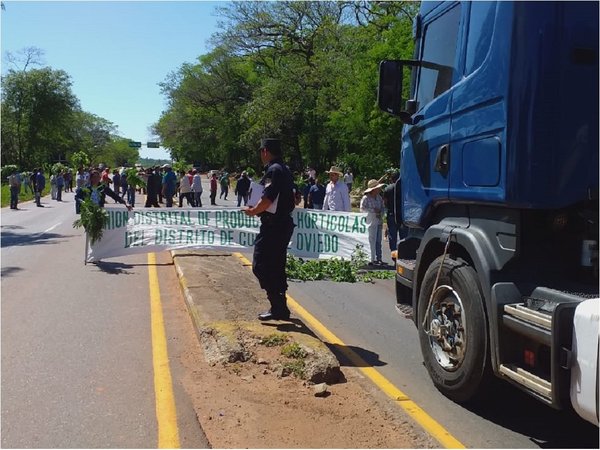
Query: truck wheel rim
426 285 467 372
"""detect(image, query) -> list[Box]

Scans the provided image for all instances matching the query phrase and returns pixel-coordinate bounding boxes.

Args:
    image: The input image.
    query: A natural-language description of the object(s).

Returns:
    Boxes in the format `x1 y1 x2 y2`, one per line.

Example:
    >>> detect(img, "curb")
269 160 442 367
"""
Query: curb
170 250 343 377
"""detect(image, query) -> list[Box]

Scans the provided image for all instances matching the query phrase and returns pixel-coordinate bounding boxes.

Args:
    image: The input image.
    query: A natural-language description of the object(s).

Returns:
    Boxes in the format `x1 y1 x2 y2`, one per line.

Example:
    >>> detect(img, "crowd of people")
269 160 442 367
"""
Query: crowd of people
294 165 404 266
6 147 403 328
6 159 404 267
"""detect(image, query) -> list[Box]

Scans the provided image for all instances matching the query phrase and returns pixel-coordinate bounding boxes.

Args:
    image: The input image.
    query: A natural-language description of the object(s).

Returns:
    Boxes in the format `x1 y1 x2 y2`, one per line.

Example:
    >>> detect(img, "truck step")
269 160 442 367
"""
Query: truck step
395 303 413 319
503 303 552 330
499 364 552 400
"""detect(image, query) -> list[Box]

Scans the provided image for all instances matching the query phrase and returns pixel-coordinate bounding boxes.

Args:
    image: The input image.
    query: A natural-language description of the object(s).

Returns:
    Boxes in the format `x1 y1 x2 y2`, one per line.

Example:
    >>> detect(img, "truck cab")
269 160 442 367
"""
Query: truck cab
379 1 598 424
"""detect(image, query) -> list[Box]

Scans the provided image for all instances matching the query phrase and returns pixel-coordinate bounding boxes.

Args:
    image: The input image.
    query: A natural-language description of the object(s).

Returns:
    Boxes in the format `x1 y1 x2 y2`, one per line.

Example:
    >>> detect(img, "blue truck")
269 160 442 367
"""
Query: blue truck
378 1 598 424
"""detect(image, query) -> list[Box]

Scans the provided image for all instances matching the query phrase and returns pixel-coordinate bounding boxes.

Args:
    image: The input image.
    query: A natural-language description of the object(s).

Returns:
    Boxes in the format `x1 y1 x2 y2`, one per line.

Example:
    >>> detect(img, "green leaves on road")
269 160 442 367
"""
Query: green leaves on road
286 245 395 283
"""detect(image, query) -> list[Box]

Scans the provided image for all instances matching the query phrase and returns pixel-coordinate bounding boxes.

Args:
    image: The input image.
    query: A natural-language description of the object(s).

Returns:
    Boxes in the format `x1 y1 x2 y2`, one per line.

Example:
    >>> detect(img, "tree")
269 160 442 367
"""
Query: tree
70 150 90 169
154 1 416 179
1 66 79 168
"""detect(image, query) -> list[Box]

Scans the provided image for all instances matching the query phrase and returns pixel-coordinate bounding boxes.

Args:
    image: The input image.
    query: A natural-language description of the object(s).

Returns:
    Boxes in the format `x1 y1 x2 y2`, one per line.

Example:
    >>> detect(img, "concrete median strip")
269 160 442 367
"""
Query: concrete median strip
171 249 342 383
170 249 441 448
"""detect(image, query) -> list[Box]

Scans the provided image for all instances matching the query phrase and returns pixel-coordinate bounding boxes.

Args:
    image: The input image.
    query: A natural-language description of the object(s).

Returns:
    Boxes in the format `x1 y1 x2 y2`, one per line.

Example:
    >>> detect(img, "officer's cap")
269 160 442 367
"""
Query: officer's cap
260 138 281 155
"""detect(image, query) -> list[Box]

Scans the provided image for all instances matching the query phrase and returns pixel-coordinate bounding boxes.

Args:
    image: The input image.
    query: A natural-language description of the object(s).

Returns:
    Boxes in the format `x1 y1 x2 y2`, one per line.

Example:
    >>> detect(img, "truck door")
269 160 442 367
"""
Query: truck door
402 4 462 227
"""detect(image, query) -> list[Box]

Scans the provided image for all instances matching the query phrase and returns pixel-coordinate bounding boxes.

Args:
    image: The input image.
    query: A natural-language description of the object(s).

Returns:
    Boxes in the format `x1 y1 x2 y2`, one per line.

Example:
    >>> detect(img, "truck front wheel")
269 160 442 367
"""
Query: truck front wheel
417 255 490 403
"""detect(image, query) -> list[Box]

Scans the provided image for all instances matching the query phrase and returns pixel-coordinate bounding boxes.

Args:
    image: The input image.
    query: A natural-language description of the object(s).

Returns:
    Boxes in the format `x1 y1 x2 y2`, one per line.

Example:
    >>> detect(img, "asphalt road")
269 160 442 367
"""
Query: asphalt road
285 272 599 448
1 192 209 448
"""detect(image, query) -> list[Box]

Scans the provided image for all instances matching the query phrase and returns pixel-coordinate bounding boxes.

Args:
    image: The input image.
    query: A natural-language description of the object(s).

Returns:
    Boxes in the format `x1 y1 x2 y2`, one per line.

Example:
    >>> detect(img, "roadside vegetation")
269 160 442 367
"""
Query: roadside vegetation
2 3 416 185
1 48 143 175
153 2 416 181
286 245 395 283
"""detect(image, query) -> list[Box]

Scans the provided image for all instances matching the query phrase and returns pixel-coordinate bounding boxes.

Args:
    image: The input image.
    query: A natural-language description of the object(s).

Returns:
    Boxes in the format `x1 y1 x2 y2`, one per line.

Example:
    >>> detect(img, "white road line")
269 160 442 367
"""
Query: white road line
40 222 62 235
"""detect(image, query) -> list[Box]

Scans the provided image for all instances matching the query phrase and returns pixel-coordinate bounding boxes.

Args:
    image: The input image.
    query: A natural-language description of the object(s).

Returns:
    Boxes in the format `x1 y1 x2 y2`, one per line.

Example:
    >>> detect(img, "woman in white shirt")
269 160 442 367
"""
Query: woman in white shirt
178 170 194 207
360 179 386 265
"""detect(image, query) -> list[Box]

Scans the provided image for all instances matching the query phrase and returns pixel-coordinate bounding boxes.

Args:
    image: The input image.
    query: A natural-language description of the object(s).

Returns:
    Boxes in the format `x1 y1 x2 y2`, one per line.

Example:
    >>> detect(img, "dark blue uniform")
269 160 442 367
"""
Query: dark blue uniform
252 157 296 317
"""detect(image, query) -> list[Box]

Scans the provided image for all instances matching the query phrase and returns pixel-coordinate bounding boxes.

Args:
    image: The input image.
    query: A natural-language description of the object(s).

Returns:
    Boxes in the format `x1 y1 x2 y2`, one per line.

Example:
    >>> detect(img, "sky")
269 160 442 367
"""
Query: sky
1 0 224 160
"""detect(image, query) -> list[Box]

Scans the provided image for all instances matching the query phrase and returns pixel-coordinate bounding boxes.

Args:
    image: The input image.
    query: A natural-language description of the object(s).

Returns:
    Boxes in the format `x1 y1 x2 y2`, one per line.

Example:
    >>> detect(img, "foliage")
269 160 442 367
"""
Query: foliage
282 360 306 378
139 157 172 168
102 137 140 168
70 150 90 169
1 165 19 181
51 162 67 175
281 342 308 359
260 333 289 347
172 160 190 174
1 66 78 169
1 53 140 171
286 244 394 283
153 2 416 179
72 196 109 245
124 168 146 189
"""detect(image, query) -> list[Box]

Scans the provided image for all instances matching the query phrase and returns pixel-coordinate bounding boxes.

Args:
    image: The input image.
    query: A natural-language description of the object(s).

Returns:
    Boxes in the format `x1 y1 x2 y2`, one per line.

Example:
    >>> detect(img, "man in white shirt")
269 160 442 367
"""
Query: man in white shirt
323 166 351 212
192 170 203 207
343 168 354 192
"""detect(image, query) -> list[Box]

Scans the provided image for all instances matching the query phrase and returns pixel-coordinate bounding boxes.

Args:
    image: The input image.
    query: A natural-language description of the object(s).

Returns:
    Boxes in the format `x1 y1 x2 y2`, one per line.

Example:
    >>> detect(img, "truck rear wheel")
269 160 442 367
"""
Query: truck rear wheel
417 255 490 403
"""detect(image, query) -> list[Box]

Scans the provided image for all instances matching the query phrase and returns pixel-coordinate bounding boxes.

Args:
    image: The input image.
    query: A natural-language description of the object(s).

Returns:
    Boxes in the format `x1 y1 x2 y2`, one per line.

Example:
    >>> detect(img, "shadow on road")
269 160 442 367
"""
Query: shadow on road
326 342 387 367
91 261 135 275
260 319 388 368
1 266 24 277
261 318 320 338
0 230 74 248
461 379 599 448
90 260 174 275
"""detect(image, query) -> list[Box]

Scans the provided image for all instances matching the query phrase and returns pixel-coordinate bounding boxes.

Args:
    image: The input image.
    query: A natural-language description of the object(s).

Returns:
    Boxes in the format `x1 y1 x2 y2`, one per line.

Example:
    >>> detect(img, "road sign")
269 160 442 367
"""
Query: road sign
147 142 160 148
128 141 142 148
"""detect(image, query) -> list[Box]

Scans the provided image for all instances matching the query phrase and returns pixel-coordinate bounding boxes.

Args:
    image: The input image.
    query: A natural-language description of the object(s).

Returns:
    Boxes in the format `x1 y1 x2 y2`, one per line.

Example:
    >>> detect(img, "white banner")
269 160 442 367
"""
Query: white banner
86 207 370 262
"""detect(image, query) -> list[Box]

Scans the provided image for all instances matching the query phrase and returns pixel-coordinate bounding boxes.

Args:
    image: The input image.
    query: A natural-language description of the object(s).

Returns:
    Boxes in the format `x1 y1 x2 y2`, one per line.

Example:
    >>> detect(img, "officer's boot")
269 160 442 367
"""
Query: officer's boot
258 291 291 321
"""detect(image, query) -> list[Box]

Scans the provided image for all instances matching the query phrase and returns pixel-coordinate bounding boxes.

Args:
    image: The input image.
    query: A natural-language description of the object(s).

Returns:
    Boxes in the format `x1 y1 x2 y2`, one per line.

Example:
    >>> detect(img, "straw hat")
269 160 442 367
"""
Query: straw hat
325 166 343 176
364 179 386 194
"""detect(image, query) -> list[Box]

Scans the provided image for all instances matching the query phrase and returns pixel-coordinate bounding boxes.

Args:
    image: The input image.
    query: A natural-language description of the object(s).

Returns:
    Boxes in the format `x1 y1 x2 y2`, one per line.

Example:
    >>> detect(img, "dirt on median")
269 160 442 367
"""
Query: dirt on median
171 250 437 448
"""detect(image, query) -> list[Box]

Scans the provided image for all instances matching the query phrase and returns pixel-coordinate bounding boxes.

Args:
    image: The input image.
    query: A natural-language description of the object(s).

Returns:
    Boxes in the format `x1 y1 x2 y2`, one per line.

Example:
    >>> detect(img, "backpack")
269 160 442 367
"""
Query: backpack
8 174 18 187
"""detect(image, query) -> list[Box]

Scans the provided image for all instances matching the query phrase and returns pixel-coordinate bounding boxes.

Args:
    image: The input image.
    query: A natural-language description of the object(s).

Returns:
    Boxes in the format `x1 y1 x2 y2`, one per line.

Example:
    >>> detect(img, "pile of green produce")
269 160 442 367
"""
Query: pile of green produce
286 245 395 283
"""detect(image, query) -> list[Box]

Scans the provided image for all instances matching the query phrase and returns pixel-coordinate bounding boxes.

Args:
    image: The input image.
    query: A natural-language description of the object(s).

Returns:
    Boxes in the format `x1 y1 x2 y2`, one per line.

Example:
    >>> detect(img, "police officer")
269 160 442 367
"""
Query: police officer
243 138 296 321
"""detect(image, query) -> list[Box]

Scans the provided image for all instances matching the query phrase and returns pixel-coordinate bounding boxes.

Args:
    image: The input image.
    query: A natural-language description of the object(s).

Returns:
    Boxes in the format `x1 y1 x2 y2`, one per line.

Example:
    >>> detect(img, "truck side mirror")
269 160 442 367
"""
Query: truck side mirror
378 60 403 116
378 60 420 125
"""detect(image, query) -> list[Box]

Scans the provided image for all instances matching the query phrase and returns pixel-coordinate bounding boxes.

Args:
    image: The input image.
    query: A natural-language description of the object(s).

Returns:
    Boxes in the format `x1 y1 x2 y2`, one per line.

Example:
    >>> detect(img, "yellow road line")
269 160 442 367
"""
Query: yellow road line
148 252 181 448
233 252 465 449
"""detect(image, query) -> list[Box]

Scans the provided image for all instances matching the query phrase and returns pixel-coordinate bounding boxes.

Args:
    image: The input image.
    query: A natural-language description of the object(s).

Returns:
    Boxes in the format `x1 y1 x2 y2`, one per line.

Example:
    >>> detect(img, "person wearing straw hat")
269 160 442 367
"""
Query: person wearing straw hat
360 179 386 265
323 166 351 211
244 138 296 321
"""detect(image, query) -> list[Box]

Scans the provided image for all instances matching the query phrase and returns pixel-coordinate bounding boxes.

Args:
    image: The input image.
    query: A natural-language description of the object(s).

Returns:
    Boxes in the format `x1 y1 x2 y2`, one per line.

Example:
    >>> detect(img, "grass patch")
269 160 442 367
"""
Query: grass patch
259 333 289 347
281 342 308 359
282 360 306 378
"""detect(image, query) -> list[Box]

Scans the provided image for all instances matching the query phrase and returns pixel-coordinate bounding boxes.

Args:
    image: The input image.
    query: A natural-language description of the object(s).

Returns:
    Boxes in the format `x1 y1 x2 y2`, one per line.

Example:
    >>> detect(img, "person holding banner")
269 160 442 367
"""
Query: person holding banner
76 170 132 211
243 138 296 321
360 179 386 266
